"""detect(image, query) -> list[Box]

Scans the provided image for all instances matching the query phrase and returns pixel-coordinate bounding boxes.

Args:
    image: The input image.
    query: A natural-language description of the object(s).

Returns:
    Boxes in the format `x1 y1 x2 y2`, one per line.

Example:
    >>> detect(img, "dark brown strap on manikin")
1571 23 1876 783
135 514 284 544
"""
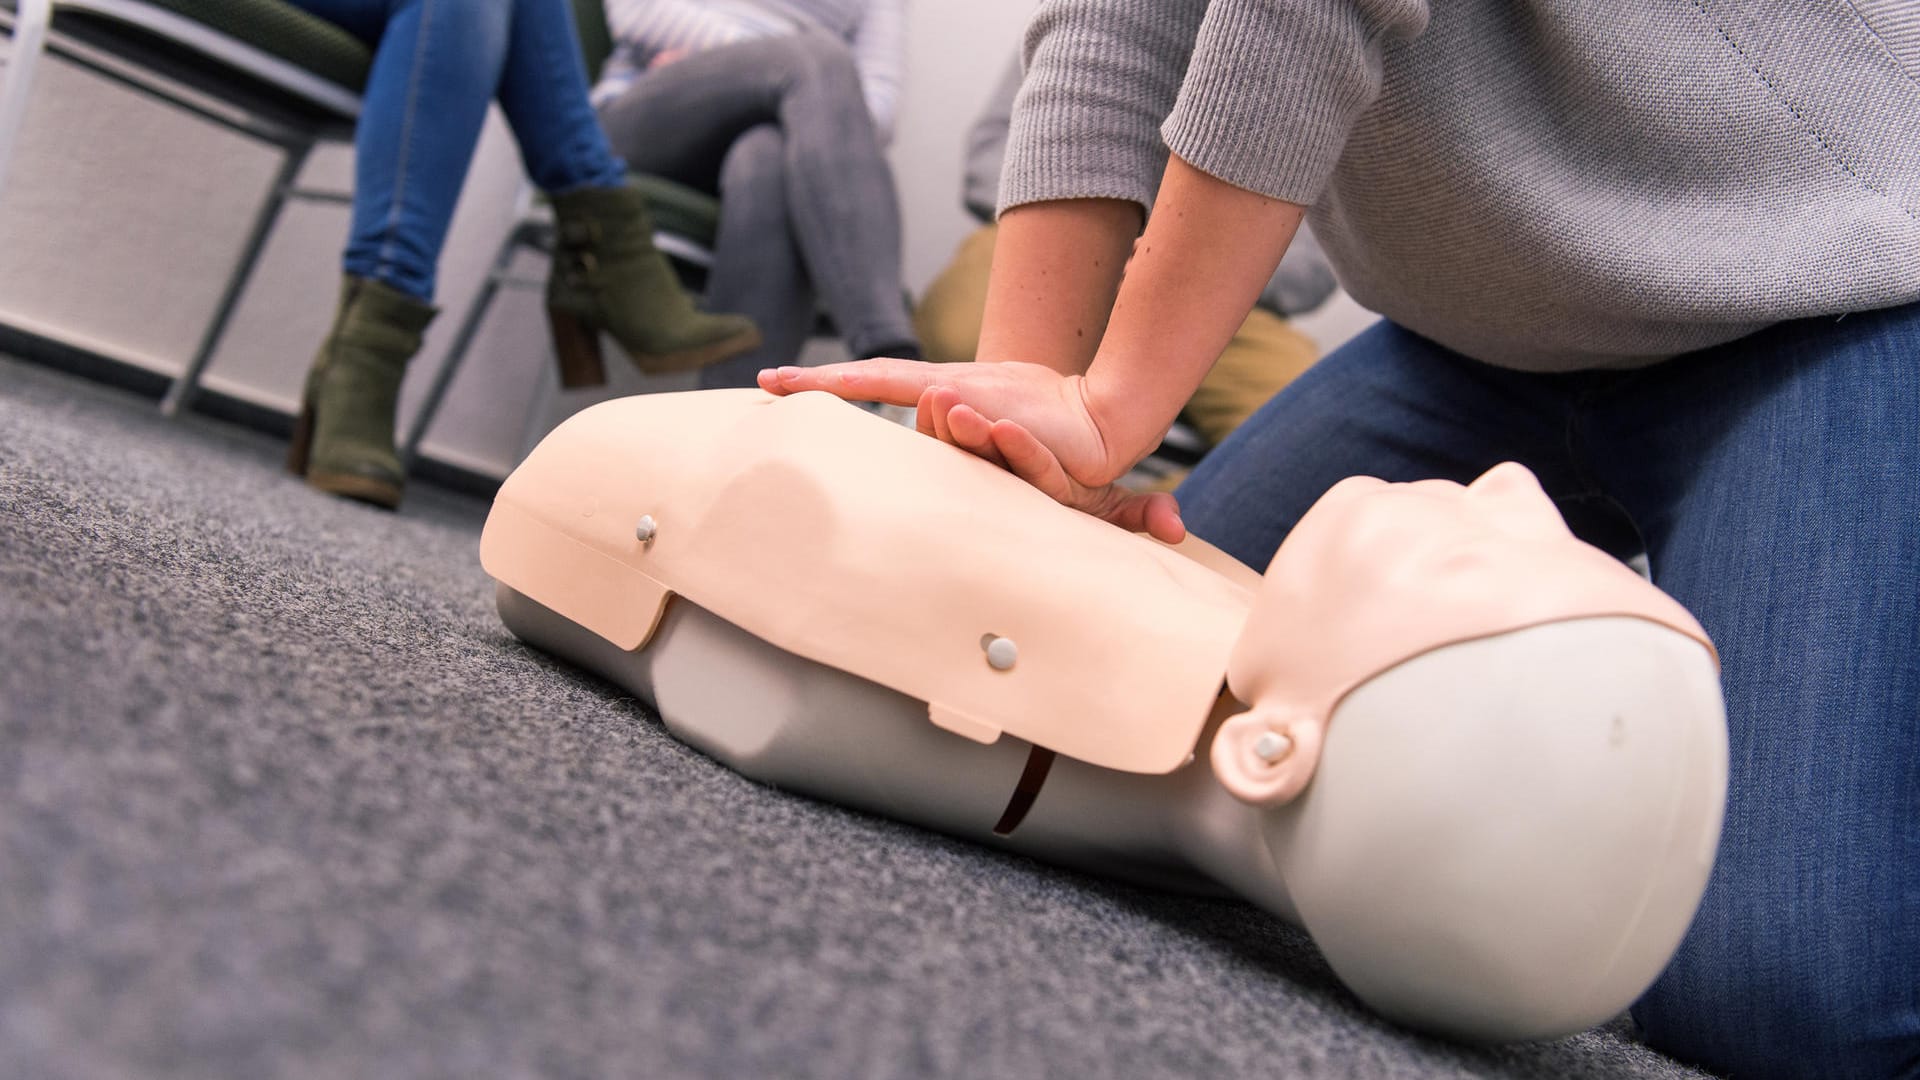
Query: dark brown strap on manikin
991 746 1057 836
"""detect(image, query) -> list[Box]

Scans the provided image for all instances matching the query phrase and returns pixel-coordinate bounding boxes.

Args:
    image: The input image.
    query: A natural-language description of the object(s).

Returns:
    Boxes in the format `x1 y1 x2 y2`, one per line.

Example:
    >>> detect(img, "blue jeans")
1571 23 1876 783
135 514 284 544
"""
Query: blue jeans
288 0 628 300
1179 304 1920 1078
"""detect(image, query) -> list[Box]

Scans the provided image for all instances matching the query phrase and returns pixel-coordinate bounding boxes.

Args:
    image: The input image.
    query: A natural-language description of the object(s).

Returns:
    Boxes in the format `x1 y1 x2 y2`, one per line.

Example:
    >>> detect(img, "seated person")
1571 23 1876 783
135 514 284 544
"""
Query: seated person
914 57 1338 483
592 0 922 390
283 0 759 510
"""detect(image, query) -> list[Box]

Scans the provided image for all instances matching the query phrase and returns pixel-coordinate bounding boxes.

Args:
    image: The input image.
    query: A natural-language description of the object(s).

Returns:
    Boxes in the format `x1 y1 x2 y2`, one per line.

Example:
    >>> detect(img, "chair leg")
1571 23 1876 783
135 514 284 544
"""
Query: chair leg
0 0 55 201
398 220 526 468
160 139 311 417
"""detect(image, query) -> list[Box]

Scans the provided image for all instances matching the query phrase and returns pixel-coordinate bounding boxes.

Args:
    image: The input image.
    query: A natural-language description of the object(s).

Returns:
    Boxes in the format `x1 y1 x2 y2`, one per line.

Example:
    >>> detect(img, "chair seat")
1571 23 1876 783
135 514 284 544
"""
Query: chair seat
129 0 369 91
4 0 369 129
627 173 720 248
526 174 721 251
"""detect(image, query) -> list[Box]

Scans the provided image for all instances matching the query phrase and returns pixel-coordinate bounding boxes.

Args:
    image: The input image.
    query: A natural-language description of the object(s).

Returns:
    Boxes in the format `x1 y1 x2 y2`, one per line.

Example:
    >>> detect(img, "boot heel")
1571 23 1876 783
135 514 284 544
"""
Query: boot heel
286 400 316 477
548 305 608 388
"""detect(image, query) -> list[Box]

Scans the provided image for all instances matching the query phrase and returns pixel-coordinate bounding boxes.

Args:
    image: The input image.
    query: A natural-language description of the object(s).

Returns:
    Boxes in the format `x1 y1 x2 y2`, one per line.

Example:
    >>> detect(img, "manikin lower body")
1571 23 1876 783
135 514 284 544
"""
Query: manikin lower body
481 390 1728 1043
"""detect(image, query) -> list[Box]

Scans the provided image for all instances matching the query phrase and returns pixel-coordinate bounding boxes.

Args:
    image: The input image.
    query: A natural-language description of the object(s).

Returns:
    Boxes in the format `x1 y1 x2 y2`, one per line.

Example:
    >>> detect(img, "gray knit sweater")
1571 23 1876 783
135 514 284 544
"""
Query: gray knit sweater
1002 0 1920 370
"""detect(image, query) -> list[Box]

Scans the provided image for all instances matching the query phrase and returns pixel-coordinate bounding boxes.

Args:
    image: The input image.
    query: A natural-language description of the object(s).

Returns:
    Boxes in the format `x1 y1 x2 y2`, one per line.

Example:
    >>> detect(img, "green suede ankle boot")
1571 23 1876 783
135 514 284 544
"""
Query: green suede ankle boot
286 276 437 509
546 182 761 388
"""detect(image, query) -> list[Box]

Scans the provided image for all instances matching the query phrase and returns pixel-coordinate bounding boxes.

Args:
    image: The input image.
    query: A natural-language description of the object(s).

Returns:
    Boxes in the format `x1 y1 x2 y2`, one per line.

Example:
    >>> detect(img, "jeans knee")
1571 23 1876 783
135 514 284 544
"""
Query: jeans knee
387 0 510 59
1634 937 1920 1080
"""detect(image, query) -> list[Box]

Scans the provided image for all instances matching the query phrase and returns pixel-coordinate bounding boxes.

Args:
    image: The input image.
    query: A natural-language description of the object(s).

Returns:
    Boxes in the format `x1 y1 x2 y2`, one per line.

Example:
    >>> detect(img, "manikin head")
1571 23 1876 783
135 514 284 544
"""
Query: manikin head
1211 463 1728 1040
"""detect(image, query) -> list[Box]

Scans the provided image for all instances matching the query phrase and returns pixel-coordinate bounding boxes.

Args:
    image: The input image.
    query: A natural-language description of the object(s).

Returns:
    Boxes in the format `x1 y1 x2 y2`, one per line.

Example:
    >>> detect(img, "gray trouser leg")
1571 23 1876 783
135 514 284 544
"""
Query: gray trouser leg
594 30 916 360
698 124 816 387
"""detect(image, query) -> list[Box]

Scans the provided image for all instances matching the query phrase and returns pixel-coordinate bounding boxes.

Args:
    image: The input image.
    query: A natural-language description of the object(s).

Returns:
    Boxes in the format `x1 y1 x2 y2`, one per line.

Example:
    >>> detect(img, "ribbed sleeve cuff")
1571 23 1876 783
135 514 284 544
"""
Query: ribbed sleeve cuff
1163 0 1427 206
998 0 1210 216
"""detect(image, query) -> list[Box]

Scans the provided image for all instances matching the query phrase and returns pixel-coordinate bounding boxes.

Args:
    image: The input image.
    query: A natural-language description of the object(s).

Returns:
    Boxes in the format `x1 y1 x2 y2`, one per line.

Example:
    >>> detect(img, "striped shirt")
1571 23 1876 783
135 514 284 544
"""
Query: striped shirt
595 0 907 143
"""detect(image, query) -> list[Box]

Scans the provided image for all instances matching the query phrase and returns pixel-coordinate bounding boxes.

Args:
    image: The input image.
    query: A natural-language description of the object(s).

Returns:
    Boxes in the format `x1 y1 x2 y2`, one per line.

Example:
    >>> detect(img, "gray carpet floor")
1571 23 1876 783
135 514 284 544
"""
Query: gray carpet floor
0 356 1711 1080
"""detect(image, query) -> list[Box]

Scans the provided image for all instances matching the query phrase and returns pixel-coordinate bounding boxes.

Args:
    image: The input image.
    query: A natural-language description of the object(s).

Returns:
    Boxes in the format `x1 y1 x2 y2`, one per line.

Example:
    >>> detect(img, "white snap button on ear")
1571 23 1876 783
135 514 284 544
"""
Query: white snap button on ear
1252 731 1293 763
634 515 657 544
983 635 1018 671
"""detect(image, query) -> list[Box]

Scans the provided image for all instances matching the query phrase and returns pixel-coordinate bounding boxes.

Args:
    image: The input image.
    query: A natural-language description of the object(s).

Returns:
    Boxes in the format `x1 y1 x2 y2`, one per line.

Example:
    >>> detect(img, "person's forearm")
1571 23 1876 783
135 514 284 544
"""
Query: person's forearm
977 199 1142 374
1084 154 1306 472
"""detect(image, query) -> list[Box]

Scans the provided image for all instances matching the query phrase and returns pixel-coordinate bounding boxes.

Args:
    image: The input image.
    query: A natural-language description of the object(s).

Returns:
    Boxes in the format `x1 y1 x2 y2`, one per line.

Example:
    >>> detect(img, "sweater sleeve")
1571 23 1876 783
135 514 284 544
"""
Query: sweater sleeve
962 56 1023 222
998 0 1211 216
1162 0 1428 205
850 0 908 145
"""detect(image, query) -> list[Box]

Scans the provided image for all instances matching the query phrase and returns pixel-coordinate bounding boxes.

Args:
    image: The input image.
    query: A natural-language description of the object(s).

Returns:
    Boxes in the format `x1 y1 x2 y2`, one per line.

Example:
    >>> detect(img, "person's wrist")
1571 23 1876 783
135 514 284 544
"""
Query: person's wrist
1074 369 1152 486
976 350 1080 377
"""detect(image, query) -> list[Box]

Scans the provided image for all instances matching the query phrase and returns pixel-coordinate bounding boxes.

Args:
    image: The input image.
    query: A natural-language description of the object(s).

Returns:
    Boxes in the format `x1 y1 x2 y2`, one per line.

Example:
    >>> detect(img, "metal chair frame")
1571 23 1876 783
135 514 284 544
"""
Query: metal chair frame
0 0 360 416
396 181 722 467
3 1 846 476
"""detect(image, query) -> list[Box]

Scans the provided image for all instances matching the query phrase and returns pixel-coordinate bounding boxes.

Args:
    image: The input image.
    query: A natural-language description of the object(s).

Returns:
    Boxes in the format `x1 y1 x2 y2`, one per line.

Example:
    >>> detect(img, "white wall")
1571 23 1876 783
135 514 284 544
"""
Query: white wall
0 4 1372 479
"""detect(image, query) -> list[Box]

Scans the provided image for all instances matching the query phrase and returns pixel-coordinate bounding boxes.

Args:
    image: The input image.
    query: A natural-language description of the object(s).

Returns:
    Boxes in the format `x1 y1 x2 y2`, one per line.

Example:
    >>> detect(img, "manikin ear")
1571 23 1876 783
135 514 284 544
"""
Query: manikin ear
1210 707 1326 807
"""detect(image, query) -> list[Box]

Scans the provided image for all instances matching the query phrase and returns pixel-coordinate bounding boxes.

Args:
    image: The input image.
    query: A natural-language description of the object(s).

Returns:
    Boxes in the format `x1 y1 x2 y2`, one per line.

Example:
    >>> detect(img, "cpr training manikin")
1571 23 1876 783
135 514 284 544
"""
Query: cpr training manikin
478 388 1729 1044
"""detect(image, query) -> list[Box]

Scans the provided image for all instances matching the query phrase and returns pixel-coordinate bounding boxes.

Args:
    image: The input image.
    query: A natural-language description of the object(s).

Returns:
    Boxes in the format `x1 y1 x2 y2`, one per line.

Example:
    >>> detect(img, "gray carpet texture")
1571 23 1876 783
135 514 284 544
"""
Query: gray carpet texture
0 356 1711 1080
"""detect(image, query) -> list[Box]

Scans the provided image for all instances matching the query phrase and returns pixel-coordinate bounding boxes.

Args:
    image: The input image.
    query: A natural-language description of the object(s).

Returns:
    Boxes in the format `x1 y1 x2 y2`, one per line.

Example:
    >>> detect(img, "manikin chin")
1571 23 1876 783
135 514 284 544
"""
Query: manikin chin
480 389 1728 1044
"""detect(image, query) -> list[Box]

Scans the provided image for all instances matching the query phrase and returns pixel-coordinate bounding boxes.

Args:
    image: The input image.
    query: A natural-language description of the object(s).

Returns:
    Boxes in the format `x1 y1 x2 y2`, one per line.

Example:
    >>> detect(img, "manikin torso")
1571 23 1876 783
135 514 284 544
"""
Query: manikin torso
481 390 1728 1043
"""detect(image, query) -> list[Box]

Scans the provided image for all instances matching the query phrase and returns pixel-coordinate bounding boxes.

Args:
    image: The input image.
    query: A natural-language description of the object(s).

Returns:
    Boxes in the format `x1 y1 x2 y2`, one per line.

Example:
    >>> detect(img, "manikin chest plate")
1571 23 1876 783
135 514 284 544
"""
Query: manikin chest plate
480 390 1256 775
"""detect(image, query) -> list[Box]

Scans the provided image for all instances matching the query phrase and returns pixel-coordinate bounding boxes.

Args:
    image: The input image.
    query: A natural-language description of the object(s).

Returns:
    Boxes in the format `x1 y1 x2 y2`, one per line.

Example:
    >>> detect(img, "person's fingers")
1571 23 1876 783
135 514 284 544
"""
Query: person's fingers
1141 491 1187 544
927 386 956 444
758 359 936 406
992 421 1185 542
914 386 939 439
987 419 1075 505
944 404 1008 470
1092 489 1186 544
945 400 990 449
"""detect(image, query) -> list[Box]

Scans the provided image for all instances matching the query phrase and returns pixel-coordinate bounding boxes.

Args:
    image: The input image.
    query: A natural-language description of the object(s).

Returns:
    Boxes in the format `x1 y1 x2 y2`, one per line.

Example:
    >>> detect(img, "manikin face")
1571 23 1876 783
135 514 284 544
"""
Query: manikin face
1211 462 1713 806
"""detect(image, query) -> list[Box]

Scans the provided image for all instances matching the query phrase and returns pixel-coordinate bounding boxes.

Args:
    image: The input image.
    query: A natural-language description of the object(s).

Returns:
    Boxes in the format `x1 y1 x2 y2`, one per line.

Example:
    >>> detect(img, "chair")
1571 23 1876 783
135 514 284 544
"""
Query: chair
396 171 729 466
3 0 828 471
0 0 367 416
396 0 731 466
0 0 721 453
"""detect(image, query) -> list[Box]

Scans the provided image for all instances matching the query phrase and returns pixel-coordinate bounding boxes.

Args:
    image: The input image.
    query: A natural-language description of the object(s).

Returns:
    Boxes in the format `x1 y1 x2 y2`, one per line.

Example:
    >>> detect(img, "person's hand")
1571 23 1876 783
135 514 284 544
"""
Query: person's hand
647 47 687 70
758 359 1186 543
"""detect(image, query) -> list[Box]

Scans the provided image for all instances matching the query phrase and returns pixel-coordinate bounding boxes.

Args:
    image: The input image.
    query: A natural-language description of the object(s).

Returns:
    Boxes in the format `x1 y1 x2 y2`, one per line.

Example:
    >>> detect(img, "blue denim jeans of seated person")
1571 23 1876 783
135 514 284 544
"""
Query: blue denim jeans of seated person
288 0 629 301
1177 303 1920 1080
